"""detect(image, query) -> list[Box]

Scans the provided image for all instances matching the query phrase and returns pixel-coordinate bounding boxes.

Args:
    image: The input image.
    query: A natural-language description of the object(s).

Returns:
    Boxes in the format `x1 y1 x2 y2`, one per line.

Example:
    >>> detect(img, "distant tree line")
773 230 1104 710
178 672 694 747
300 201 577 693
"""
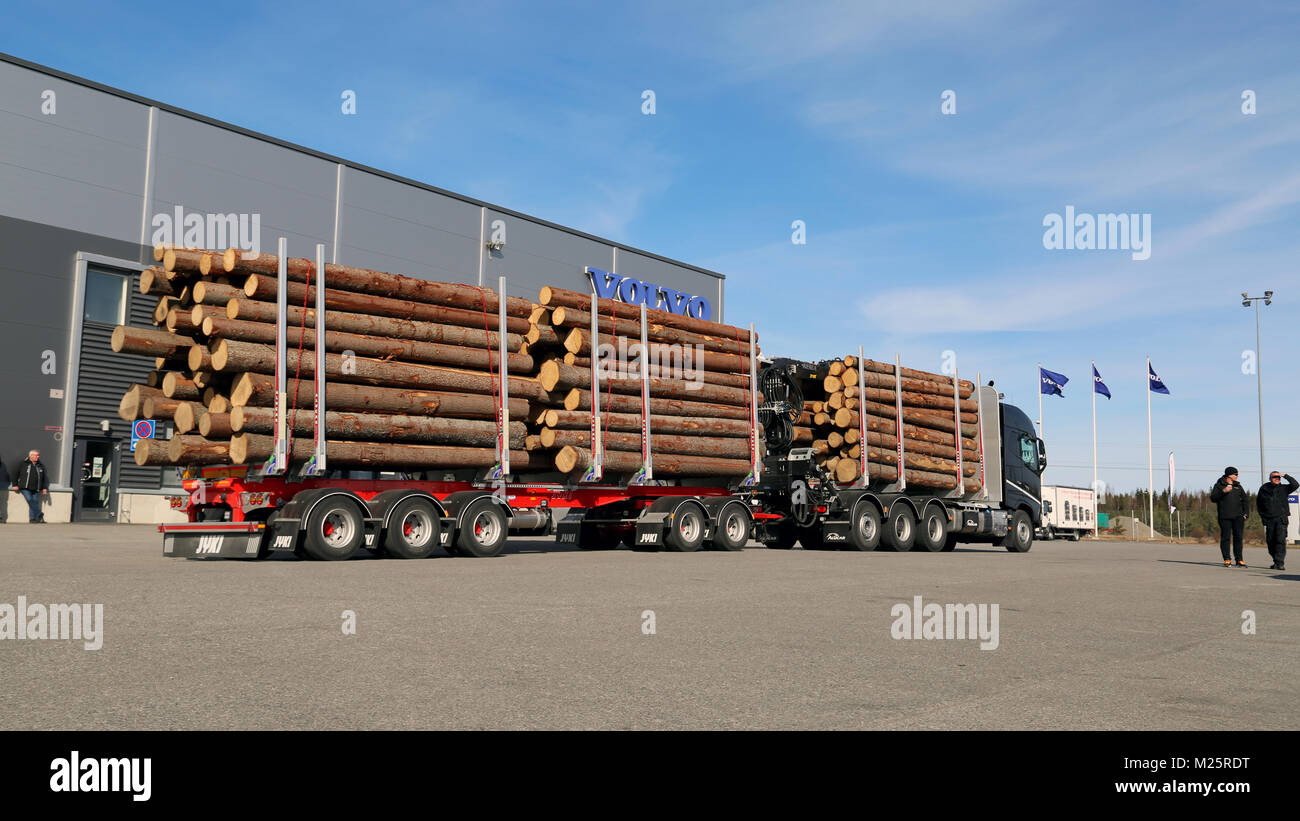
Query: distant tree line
1099 488 1277 543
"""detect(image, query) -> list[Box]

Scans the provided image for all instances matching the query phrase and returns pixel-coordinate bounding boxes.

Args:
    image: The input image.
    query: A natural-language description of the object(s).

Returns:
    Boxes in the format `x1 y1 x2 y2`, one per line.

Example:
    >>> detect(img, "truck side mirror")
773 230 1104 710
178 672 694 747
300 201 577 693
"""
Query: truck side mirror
1037 438 1048 472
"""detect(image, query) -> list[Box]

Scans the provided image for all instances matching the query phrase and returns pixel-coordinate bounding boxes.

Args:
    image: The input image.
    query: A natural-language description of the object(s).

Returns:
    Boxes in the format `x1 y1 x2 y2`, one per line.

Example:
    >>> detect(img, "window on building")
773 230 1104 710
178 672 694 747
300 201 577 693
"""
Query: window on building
85 269 128 325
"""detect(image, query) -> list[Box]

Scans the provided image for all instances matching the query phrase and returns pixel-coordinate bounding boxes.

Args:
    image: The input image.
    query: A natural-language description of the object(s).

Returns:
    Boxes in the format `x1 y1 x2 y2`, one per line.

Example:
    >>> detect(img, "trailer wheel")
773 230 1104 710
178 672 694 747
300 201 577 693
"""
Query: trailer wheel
665 506 706 552
456 499 508 557
881 505 916 552
711 505 750 551
914 505 948 552
847 503 882 551
303 499 365 561
1004 510 1034 553
384 498 441 559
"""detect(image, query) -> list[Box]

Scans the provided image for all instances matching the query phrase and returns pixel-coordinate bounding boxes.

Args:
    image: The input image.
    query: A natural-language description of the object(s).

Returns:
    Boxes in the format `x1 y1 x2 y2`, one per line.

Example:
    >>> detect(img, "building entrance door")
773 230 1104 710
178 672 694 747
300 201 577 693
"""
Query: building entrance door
72 438 119 521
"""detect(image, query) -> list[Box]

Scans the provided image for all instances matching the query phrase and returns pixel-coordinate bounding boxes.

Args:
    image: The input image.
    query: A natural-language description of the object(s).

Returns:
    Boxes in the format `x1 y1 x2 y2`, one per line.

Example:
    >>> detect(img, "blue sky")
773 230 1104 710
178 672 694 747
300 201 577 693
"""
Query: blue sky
4 0 1299 493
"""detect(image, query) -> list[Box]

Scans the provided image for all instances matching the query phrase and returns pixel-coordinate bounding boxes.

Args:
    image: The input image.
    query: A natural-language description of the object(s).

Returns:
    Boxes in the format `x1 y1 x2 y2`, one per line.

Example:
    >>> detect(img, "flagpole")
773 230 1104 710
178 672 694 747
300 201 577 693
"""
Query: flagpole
1092 360 1098 540
1146 355 1154 542
1037 361 1043 442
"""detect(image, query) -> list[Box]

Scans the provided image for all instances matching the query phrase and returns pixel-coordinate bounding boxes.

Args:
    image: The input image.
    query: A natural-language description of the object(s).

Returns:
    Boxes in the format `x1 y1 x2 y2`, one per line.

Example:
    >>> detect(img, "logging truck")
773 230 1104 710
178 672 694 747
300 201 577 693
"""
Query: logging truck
157 356 1045 559
147 245 1044 559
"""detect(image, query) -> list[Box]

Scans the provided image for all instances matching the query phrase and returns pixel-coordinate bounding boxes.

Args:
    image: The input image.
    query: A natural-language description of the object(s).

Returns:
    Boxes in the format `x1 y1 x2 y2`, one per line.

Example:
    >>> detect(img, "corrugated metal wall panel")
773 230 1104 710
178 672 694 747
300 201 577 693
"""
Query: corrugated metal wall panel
74 270 162 490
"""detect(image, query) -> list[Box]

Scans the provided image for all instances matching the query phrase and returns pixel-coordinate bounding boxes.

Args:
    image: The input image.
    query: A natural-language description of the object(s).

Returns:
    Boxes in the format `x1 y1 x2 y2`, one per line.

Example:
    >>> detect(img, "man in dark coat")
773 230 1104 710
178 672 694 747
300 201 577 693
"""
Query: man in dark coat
10 449 49 523
1256 470 1299 571
1210 467 1249 567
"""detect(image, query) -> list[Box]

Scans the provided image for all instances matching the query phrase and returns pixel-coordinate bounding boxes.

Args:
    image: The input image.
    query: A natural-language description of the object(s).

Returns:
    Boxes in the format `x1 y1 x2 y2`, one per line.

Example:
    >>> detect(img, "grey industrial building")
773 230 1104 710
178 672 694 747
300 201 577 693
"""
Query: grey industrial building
0 52 725 523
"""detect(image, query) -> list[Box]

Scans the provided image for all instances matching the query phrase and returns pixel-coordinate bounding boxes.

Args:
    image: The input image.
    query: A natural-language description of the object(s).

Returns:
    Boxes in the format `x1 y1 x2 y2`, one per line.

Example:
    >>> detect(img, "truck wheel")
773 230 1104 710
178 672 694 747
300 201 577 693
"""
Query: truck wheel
942 532 959 551
303 499 365 561
665 506 706 552
711 505 750 551
882 505 916 552
767 521 797 549
914 506 948 552
1005 510 1033 553
847 503 881 551
456 499 508 557
384 498 440 559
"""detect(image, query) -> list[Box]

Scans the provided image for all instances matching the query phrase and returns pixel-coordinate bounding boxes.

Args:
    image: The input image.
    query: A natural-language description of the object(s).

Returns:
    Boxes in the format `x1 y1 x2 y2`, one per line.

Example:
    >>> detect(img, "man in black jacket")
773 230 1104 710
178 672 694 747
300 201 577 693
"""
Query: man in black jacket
1210 467 1249 567
1256 470 1299 571
10 450 49 523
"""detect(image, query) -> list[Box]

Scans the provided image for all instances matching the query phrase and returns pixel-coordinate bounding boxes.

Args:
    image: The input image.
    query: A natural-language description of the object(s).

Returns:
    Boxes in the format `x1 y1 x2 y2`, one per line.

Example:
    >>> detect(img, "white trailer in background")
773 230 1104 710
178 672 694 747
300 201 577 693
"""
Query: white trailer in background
1038 485 1096 541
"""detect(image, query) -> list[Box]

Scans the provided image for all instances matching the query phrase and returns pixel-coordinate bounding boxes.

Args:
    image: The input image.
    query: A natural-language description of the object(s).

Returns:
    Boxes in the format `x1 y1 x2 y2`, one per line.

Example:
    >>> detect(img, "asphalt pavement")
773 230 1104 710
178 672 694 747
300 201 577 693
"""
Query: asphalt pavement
1 525 1294 730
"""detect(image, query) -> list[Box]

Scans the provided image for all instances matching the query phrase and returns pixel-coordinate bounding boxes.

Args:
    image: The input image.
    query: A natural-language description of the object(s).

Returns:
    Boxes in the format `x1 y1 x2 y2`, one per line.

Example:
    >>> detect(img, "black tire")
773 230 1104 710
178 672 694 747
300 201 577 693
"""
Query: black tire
942 532 959 552
915 505 948 552
665 506 706 552
711 505 750 551
1005 510 1034 553
766 521 797 549
881 505 917 552
384 497 441 559
302 499 365 561
847 503 882 551
456 499 508 557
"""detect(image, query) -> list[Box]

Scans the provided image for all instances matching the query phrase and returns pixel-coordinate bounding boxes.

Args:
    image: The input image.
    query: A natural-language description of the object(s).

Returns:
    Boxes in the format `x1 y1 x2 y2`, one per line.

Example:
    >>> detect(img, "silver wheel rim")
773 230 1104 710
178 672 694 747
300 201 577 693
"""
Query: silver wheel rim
896 515 911 542
322 510 353 548
858 511 877 542
472 511 501 545
725 512 745 543
401 510 433 548
679 512 701 543
1017 520 1030 544
927 514 943 542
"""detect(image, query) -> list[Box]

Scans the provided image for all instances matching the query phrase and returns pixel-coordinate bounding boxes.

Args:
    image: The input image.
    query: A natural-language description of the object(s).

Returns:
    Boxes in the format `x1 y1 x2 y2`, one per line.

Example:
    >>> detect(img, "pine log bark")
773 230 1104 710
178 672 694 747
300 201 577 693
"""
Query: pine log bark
550 305 753 358
231 406 526 448
202 316 533 373
225 298 524 351
538 285 752 341
562 388 750 420
229 371 530 419
118 384 165 421
541 409 755 437
211 339 552 401
538 360 752 405
560 329 751 373
161 372 201 400
230 433 531 469
539 428 755 459
224 251 534 317
554 445 751 478
242 274 532 334
198 411 234 438
110 326 192 359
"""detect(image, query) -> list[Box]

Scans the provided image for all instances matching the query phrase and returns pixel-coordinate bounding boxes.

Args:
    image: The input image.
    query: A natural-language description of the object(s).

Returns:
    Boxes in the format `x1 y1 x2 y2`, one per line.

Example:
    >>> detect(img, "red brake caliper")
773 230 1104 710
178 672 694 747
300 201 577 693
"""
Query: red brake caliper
323 521 334 537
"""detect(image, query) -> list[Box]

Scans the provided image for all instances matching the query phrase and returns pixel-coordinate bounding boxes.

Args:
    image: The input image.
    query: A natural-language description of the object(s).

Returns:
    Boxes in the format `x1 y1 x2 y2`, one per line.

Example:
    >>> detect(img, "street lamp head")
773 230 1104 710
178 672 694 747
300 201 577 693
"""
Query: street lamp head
1264 289 1273 303
1242 292 1249 300
1242 299 1250 307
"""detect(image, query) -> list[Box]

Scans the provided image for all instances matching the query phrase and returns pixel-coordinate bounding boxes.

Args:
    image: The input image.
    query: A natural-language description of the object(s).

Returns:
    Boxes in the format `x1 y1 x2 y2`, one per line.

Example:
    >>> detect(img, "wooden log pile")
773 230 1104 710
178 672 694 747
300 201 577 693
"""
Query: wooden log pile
112 247 764 481
529 285 762 479
799 355 983 493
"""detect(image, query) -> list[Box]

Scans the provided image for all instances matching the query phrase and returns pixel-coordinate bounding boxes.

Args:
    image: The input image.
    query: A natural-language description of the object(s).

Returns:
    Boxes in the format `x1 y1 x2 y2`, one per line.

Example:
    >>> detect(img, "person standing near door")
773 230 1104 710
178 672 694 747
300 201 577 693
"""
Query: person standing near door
1210 467 1250 567
11 449 49 523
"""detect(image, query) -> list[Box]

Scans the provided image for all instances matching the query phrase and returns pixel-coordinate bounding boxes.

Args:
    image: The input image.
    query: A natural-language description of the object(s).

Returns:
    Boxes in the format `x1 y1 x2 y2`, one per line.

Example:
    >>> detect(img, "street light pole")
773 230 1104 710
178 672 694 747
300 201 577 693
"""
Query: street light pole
1243 291 1272 485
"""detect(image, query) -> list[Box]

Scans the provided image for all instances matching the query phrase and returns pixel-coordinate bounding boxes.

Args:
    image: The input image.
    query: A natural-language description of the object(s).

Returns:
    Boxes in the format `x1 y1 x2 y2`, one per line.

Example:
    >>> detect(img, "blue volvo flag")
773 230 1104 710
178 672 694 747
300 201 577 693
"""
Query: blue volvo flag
1148 362 1170 394
1093 365 1111 399
1040 366 1068 397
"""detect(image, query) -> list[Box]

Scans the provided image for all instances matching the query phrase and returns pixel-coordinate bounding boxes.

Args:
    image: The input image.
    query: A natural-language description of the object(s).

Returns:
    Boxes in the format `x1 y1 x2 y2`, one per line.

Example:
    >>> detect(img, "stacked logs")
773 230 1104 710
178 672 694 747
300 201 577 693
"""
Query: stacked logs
529 285 762 479
113 247 764 481
117 246 549 471
798 355 983 493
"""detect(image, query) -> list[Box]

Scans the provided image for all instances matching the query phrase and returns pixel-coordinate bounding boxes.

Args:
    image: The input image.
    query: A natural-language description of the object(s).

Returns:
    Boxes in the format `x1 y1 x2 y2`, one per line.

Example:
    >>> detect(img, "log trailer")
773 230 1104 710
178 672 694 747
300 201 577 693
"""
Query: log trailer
158 250 1044 559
